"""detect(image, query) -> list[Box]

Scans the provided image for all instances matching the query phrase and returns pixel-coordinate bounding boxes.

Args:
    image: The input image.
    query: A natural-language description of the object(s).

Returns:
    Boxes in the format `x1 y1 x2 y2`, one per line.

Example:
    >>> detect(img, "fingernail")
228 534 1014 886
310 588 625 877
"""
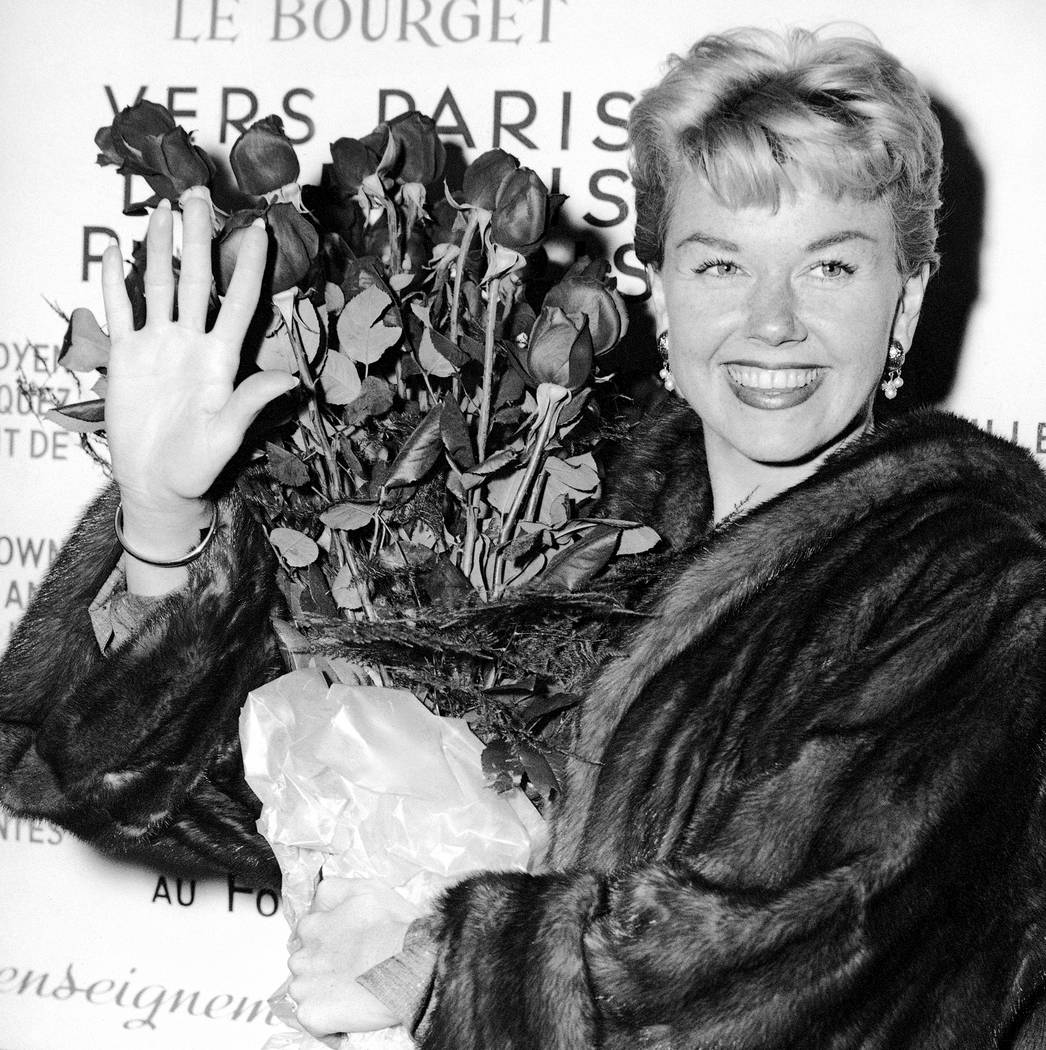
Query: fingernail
107 236 120 250
157 198 172 211
251 217 266 229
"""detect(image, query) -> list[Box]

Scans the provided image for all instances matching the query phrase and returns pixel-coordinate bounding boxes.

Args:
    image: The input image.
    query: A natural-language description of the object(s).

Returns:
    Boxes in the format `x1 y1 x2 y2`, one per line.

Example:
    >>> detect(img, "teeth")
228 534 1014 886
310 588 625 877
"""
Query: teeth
726 366 821 391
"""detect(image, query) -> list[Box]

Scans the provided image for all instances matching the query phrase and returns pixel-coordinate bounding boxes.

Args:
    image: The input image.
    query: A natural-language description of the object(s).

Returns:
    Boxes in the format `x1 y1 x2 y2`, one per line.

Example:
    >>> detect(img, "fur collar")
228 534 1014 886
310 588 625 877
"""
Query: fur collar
548 404 1046 866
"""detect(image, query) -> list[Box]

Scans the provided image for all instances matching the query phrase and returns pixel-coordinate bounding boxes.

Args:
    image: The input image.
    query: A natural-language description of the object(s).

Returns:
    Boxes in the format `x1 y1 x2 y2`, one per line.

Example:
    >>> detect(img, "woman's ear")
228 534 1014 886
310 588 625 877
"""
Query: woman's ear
649 265 668 331
893 263 930 347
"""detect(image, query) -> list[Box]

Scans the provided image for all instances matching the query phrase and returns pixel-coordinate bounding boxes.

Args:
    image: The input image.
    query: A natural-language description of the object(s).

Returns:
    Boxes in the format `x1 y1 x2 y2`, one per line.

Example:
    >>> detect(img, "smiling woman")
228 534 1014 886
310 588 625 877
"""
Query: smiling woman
2 22 1046 1050
652 177 927 513
634 26 940 517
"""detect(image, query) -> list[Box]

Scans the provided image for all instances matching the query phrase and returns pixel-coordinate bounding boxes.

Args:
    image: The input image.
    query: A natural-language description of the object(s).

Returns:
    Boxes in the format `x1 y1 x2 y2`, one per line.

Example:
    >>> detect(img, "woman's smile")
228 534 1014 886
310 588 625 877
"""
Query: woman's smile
724 364 827 409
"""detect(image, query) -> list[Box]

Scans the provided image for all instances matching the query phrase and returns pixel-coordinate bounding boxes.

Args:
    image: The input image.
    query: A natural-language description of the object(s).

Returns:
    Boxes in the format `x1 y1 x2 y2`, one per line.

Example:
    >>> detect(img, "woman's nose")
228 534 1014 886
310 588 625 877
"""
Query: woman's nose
746 277 807 345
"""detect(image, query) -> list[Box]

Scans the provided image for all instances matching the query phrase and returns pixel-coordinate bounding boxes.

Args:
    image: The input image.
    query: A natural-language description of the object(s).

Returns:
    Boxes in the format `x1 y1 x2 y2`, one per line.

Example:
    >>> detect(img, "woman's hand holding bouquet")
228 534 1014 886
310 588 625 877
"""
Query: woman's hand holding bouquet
289 878 417 1036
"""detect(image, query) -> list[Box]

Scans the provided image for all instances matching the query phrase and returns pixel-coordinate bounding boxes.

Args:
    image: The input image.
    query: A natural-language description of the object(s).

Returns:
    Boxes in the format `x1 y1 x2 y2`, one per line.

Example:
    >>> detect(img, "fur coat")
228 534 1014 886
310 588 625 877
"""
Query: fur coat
0 483 284 885
3 404 1046 1047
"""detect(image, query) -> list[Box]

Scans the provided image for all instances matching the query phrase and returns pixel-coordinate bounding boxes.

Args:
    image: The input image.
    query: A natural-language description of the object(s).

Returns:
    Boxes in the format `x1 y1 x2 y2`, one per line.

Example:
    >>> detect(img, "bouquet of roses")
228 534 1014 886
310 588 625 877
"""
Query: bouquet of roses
40 98 657 1043
46 99 656 796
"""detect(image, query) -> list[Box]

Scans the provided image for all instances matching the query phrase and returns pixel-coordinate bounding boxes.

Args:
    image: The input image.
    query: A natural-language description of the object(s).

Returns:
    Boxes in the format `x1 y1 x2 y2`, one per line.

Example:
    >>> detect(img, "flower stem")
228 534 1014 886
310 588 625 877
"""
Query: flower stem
461 490 481 590
493 384 570 595
382 197 402 274
334 531 380 624
449 210 480 347
287 308 380 626
524 469 547 523
288 314 341 500
477 274 502 463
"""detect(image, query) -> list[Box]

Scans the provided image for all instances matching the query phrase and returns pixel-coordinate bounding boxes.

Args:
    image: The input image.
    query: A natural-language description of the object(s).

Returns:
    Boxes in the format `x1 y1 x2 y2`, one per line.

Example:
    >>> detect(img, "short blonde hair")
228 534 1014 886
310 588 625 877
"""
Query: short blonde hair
629 27 943 276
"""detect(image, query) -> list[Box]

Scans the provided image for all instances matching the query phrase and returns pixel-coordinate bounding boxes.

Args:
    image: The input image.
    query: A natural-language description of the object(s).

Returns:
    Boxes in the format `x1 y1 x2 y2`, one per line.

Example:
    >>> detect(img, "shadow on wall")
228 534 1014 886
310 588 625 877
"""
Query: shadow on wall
894 97 986 413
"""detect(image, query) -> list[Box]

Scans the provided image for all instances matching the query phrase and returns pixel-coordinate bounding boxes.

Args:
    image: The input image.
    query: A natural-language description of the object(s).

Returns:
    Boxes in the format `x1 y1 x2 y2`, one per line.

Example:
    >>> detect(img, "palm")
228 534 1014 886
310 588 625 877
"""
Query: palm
107 325 242 501
101 193 295 516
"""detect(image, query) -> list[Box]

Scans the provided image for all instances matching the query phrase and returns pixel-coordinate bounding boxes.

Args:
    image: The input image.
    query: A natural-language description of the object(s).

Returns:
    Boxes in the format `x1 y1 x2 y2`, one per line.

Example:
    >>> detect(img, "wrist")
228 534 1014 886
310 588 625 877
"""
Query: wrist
117 497 215 564
118 495 212 539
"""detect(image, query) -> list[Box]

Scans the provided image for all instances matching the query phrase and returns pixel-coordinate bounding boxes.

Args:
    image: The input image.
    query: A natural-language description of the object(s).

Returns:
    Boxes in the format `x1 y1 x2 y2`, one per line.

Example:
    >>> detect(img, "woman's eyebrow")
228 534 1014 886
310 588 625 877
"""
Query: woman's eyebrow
673 229 878 253
673 232 741 252
805 230 878 252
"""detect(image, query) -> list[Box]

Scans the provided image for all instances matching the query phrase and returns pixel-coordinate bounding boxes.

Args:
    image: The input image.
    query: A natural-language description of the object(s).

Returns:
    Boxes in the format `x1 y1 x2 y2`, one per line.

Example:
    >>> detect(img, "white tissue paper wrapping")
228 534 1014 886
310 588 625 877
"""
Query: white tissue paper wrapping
239 668 547 1050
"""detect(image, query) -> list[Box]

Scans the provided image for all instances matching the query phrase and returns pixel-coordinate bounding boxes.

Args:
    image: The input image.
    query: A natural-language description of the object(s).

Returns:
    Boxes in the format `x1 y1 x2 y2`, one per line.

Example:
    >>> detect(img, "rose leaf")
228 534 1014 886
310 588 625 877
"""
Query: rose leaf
318 348 363 405
269 527 319 567
265 442 310 487
320 501 377 531
383 404 444 491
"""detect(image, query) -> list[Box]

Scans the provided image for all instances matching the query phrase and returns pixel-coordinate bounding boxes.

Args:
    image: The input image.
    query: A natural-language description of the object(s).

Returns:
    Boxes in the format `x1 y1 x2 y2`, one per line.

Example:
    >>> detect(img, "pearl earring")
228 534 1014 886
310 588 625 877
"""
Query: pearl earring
881 339 907 399
657 330 675 392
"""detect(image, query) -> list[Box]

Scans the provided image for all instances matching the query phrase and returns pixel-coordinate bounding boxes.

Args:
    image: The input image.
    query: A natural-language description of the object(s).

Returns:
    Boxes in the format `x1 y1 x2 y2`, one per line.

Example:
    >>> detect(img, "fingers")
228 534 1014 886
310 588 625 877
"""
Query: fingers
287 947 308 977
144 199 176 324
312 876 365 912
220 370 299 439
177 193 214 331
101 241 134 341
211 219 268 348
295 911 326 945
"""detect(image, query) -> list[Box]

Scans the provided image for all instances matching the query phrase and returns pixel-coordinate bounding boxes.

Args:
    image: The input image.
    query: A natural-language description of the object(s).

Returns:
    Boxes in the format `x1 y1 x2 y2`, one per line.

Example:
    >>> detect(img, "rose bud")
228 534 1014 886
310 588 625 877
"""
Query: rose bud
138 127 216 199
96 102 214 203
95 125 129 168
266 203 320 292
462 149 519 210
429 195 464 246
330 136 383 195
230 115 301 196
215 204 319 296
95 100 176 173
542 259 629 356
524 306 594 392
490 168 551 256
215 208 265 295
385 111 446 185
303 170 365 249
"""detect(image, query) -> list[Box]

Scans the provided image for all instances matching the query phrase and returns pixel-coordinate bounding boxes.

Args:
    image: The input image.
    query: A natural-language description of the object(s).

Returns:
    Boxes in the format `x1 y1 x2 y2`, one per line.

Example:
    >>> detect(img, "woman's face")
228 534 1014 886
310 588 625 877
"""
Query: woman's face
651 171 927 467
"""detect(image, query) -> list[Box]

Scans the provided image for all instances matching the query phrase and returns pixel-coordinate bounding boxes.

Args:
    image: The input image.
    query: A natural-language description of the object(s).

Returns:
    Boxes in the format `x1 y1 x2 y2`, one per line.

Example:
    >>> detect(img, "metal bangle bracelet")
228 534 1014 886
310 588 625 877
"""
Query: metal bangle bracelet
113 501 219 568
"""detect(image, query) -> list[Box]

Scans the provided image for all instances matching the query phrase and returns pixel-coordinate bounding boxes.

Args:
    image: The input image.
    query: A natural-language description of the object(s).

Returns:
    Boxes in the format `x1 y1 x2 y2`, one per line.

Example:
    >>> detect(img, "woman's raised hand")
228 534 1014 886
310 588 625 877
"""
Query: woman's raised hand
101 191 297 589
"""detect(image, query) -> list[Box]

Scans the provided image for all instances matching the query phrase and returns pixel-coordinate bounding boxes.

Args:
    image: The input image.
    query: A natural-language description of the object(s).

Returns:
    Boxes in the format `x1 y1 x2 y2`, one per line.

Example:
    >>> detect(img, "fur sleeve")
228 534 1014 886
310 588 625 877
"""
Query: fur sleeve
0 483 283 887
597 395 711 548
416 503 1046 1048
417 860 875 1049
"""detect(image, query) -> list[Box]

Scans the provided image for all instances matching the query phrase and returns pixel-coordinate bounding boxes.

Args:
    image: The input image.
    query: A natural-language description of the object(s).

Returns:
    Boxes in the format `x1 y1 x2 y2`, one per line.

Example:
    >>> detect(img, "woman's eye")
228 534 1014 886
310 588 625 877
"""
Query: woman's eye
695 258 738 277
815 260 855 279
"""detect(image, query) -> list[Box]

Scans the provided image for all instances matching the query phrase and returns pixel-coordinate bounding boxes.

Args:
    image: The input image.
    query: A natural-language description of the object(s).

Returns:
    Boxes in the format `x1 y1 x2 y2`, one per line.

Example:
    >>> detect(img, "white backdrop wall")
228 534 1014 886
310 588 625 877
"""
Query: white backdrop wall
1 1 1044 1047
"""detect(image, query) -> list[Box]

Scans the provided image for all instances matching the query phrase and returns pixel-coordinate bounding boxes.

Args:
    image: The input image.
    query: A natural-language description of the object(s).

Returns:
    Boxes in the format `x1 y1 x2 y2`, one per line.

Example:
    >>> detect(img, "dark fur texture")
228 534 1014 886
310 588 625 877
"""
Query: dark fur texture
3 405 1046 1046
0 485 283 886
418 405 1046 1049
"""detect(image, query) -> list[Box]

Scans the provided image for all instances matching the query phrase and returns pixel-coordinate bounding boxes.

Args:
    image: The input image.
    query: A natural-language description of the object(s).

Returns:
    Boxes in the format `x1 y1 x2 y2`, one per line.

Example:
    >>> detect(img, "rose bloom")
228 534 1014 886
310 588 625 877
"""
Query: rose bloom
95 101 214 200
384 111 445 185
95 100 176 172
230 115 301 196
522 306 595 392
490 168 550 255
463 149 519 211
329 136 384 195
216 204 319 296
542 259 628 356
